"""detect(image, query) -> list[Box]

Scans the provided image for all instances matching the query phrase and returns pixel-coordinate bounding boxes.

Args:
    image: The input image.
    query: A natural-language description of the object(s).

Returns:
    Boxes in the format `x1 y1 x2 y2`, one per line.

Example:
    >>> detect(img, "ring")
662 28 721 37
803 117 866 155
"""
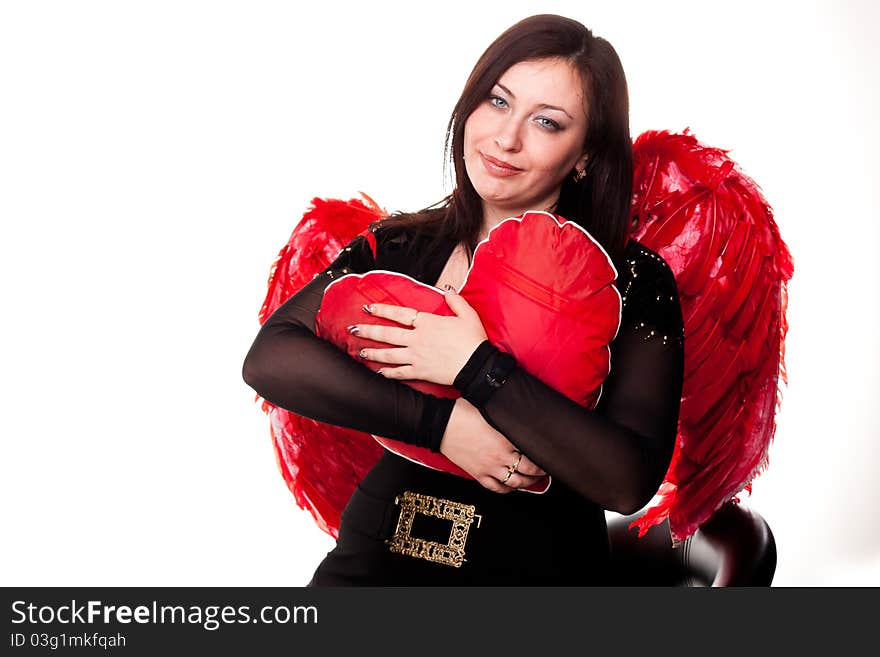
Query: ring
508 451 523 474
501 470 513 484
409 310 419 327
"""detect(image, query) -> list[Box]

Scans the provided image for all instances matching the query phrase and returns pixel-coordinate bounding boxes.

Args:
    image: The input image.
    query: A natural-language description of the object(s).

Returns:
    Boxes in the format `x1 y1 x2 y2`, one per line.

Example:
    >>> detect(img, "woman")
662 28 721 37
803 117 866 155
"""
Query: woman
242 14 684 585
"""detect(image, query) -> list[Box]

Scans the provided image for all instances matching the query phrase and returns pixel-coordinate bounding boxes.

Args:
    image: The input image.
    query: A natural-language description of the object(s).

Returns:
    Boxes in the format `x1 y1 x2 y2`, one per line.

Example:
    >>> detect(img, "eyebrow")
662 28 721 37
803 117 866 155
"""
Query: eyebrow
494 82 574 120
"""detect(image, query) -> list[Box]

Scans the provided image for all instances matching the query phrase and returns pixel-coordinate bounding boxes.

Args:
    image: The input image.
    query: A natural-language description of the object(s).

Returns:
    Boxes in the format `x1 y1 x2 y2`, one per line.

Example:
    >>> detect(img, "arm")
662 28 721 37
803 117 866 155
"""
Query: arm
454 247 685 514
241 230 455 450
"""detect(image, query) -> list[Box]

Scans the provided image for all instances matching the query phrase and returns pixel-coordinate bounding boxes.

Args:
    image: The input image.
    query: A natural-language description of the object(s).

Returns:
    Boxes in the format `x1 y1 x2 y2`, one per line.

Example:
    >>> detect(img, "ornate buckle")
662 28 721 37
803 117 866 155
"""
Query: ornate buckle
385 491 481 568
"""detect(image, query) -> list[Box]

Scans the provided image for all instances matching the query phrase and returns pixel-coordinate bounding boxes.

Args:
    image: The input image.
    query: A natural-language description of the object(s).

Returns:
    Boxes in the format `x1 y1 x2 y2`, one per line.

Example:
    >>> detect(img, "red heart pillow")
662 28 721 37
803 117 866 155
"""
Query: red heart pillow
316 211 621 493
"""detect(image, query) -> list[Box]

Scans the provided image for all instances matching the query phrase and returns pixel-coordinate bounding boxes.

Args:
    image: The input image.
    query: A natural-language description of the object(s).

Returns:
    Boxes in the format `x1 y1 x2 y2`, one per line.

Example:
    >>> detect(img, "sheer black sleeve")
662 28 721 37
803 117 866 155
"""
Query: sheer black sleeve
453 242 685 514
241 227 455 450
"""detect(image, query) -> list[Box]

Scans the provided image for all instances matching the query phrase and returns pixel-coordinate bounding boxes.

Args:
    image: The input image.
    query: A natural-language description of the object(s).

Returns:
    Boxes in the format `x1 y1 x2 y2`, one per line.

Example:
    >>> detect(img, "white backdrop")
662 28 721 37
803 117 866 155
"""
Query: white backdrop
2 0 877 586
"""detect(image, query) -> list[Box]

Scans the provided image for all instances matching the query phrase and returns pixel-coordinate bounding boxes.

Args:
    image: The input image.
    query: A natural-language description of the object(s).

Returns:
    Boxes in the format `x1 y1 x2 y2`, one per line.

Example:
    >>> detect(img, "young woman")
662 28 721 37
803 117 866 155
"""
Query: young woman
242 14 684 585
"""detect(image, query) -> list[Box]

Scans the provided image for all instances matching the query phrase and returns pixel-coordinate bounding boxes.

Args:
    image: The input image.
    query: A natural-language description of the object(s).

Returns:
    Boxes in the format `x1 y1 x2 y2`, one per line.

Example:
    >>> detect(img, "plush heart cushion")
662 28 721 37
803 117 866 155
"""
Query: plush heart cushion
315 211 621 493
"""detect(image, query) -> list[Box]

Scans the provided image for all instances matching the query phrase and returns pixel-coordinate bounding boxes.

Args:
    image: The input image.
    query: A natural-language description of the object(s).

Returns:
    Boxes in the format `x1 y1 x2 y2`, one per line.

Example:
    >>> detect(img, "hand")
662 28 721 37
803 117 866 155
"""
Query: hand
439 397 548 494
351 288 488 386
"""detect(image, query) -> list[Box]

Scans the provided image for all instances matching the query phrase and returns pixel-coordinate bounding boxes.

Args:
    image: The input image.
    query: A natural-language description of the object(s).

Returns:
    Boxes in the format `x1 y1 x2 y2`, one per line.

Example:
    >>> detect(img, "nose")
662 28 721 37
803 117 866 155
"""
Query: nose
494 117 523 152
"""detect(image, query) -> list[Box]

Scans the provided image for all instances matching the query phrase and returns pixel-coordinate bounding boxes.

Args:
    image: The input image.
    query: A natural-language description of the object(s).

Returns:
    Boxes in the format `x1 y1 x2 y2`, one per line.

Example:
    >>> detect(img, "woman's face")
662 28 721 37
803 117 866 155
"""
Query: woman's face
463 57 589 228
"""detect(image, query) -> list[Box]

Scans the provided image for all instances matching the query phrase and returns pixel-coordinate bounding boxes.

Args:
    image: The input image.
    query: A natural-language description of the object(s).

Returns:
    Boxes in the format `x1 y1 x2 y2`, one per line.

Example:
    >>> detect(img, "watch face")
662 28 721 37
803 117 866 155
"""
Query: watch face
486 353 515 389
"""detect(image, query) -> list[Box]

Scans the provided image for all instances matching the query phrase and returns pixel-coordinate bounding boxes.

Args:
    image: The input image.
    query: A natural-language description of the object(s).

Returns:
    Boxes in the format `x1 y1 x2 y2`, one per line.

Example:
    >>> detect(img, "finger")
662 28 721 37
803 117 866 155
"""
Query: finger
443 289 470 316
502 450 546 477
364 303 425 328
376 365 416 380
498 467 522 489
359 347 411 365
478 476 511 494
503 473 545 490
516 455 547 477
349 323 413 345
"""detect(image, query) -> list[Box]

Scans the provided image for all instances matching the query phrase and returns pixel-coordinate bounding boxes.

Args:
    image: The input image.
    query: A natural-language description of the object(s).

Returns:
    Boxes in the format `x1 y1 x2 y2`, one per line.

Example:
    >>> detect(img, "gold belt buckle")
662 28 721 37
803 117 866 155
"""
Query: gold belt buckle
385 491 482 568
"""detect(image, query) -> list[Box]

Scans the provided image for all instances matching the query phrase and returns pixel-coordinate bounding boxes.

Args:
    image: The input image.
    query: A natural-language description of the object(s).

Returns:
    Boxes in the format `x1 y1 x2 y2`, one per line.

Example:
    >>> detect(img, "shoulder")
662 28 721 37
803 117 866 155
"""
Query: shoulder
333 217 413 258
372 215 450 268
322 223 391 277
618 240 677 300
616 239 684 348
373 219 416 252
325 218 437 279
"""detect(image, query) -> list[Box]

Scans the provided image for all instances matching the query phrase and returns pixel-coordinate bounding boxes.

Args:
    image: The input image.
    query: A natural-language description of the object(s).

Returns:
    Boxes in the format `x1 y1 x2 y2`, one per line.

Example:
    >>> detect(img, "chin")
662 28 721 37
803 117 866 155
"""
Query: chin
472 174 513 197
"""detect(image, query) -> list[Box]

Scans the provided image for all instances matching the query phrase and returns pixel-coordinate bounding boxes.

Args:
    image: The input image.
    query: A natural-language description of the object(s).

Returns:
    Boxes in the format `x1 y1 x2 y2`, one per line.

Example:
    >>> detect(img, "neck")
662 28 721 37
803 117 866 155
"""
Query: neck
478 211 510 243
480 194 560 240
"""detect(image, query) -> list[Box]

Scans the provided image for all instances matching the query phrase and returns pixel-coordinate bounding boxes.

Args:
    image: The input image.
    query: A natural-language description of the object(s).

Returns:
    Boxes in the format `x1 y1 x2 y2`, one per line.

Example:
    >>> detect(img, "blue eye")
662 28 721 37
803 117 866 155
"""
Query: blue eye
489 95 508 109
489 94 561 131
537 117 561 131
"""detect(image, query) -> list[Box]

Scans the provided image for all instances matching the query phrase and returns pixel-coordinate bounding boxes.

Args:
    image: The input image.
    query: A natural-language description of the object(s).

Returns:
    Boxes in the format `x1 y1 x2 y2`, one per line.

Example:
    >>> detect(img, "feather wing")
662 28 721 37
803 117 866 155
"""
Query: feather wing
628 129 793 545
253 192 387 539
252 129 794 547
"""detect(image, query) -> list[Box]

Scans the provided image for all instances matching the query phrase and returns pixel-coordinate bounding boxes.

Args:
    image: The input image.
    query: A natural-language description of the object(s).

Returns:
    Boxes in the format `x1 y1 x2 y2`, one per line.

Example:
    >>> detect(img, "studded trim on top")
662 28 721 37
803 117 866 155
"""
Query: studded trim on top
618 242 685 349
311 228 383 281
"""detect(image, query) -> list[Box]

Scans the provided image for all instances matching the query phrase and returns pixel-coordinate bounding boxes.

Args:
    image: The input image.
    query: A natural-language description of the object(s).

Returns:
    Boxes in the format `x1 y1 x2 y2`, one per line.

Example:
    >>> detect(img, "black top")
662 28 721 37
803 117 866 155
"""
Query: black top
242 219 685 517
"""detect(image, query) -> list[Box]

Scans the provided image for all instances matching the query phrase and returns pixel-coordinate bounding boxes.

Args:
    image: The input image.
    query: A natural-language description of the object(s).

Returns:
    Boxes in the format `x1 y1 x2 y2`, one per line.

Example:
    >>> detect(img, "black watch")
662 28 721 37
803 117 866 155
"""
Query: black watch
485 354 515 388
464 351 516 406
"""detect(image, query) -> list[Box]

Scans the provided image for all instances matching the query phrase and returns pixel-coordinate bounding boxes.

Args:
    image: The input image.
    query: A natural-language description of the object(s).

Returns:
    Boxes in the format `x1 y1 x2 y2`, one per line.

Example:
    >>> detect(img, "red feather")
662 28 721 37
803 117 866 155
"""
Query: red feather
253 193 387 539
250 130 793 548
629 129 793 544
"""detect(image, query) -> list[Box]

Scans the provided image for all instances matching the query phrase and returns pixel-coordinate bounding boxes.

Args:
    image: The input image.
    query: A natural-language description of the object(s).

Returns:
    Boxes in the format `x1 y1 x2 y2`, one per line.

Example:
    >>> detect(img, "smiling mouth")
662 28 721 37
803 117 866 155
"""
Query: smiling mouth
480 152 523 177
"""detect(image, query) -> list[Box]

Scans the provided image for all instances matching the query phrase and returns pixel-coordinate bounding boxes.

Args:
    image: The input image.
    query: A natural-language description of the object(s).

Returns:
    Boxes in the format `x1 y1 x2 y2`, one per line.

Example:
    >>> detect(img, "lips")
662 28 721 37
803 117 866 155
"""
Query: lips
480 152 523 177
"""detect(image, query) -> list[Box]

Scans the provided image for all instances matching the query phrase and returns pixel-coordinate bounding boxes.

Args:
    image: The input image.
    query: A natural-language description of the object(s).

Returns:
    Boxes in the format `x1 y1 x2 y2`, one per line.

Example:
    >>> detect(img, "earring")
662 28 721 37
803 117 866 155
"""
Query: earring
573 168 586 182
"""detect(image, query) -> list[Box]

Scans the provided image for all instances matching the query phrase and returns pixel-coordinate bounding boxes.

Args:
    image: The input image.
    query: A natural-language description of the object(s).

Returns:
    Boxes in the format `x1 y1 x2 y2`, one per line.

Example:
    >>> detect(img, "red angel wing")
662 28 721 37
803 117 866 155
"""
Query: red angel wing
253 129 793 547
628 129 794 545
253 192 388 539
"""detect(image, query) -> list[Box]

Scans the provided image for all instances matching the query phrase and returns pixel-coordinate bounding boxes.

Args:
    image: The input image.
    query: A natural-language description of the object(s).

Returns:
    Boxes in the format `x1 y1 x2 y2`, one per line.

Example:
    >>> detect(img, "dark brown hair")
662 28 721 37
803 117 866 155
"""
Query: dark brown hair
373 14 633 269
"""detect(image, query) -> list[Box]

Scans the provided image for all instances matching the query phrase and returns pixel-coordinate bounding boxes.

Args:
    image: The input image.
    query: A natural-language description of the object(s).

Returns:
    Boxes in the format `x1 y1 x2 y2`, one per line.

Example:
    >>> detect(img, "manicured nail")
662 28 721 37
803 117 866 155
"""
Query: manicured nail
362 304 373 314
376 369 385 376
347 325 359 334
358 349 367 358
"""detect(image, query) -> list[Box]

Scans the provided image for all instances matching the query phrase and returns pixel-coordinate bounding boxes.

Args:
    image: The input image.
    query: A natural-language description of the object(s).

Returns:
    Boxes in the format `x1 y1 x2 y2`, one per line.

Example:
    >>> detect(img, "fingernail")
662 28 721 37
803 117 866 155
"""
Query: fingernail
362 304 373 314
347 325 359 334
358 349 367 358
376 369 385 376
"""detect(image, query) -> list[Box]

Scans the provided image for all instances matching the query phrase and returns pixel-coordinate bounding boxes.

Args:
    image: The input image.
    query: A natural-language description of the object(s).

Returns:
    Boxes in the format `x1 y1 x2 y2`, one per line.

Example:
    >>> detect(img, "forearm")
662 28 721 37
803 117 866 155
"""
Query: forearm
479 365 666 513
455 339 682 514
243 323 453 447
243 267 454 450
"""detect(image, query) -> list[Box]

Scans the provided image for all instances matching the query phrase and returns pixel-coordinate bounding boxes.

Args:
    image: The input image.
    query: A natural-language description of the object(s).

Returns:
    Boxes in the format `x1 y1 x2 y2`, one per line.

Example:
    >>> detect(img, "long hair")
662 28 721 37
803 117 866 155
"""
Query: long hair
374 14 633 269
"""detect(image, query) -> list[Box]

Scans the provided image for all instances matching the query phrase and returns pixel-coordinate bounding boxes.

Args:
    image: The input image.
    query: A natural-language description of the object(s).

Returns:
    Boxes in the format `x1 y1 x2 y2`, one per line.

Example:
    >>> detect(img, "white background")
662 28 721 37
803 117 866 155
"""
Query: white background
1 0 877 586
